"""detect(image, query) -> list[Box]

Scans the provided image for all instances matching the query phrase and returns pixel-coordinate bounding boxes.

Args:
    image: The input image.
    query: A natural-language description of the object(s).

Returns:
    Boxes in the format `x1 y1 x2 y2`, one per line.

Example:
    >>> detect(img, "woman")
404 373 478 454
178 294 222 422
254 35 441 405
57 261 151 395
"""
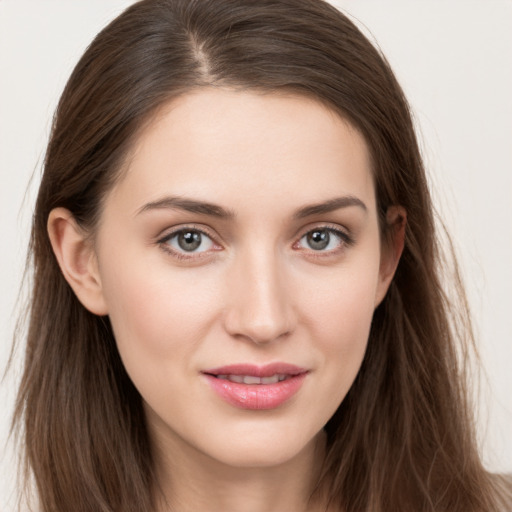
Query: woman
9 0 511 511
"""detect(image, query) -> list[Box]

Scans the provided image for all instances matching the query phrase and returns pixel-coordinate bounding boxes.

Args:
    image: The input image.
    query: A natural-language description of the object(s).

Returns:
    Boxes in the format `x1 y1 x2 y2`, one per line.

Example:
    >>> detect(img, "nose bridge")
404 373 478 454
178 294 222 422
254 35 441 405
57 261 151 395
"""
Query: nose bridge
224 242 294 344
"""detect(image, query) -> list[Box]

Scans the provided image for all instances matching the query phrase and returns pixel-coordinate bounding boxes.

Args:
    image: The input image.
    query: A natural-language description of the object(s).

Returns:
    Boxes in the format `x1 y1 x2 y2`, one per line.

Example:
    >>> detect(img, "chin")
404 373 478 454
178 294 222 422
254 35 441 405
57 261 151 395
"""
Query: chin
196 421 323 469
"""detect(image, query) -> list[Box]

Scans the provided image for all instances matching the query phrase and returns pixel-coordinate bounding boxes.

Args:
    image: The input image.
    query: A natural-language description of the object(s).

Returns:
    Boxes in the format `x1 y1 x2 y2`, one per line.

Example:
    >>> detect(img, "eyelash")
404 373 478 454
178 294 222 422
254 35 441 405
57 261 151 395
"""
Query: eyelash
294 225 355 257
156 224 354 261
157 225 220 261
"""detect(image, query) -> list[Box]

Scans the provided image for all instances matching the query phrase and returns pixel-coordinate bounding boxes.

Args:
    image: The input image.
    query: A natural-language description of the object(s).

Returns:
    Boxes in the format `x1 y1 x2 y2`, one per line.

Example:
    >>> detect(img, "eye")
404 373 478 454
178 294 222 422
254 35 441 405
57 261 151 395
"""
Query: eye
296 227 351 252
160 228 215 255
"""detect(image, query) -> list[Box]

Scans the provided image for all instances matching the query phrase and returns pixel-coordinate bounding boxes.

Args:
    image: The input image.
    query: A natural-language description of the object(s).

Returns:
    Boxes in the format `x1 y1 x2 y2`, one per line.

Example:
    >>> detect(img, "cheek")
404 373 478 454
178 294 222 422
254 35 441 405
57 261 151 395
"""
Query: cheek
302 257 379 347
297 257 380 407
99 250 222 367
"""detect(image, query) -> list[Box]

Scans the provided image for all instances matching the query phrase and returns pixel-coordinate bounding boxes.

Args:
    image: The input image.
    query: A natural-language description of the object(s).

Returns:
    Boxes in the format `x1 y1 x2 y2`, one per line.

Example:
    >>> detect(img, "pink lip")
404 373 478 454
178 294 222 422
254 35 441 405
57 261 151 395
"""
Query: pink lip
202 363 308 410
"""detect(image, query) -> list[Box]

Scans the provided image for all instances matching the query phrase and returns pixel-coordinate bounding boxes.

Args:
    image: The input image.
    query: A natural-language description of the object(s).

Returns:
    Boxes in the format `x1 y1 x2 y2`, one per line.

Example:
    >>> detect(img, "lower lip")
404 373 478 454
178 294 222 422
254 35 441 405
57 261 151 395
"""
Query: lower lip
204 373 307 410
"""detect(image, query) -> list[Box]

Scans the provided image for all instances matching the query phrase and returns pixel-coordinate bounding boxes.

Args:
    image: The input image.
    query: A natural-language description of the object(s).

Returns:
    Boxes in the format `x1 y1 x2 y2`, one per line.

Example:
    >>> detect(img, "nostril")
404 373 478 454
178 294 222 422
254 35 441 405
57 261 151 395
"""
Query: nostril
226 321 292 346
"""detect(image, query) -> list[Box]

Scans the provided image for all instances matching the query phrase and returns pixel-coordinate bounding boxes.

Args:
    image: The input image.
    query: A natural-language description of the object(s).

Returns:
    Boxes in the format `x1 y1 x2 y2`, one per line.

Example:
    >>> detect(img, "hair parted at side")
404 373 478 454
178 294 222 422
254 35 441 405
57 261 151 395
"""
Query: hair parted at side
12 0 511 511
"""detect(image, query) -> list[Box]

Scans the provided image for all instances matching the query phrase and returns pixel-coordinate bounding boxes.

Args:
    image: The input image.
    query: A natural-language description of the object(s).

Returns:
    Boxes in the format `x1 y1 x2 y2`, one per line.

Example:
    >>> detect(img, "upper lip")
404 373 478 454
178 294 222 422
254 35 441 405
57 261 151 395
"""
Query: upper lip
202 363 307 378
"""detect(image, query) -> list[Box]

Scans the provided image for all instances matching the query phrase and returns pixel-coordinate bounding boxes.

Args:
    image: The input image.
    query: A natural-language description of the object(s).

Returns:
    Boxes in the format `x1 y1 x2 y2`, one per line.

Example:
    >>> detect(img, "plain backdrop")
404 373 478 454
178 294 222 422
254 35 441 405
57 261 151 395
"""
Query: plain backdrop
1 0 511 508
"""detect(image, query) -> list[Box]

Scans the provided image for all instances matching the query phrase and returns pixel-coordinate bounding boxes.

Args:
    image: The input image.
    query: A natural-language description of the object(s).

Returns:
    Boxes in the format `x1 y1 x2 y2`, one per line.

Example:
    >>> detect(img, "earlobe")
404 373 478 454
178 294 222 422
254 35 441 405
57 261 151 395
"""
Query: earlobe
374 206 406 307
47 208 108 315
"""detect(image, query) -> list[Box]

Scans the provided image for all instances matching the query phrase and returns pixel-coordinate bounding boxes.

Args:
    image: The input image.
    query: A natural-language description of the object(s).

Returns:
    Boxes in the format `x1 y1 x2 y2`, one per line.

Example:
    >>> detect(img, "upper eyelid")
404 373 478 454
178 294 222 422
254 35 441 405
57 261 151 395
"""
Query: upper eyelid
295 222 351 239
157 224 217 243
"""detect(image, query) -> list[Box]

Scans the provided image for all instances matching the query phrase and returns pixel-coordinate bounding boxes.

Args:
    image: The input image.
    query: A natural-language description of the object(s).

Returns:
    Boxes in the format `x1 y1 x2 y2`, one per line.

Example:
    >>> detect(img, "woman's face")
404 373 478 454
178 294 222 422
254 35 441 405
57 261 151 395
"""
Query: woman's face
91 89 394 469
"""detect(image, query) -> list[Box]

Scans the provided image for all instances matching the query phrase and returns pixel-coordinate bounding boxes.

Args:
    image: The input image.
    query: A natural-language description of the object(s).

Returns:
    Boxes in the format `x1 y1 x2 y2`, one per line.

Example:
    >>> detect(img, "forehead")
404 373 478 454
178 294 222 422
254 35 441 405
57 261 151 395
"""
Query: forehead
109 88 375 217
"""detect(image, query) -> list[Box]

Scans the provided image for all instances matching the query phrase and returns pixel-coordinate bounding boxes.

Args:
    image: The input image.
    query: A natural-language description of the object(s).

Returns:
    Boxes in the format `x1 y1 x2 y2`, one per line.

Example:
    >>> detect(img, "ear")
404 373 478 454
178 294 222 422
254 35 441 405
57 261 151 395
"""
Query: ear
374 206 406 307
47 207 108 315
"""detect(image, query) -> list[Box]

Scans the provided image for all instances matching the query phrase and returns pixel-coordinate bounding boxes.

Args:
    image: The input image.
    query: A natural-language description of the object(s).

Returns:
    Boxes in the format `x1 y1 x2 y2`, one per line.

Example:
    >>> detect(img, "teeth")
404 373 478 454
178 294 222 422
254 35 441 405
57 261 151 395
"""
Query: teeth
215 374 289 384
243 375 261 384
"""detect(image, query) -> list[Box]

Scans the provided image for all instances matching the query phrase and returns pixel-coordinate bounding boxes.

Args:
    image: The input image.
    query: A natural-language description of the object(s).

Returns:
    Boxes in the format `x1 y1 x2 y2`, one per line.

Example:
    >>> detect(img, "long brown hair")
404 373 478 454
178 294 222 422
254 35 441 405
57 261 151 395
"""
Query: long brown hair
12 0 511 510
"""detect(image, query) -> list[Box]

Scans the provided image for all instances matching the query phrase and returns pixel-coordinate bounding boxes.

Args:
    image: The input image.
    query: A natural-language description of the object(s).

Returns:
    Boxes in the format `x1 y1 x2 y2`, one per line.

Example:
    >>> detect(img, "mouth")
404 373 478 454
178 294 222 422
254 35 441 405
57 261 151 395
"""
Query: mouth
202 363 308 410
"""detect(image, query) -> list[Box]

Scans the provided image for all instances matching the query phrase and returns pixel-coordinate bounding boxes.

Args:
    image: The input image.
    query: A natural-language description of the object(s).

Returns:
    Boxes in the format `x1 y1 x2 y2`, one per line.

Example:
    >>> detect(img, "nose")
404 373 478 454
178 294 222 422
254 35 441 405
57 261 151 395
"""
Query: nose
223 247 296 345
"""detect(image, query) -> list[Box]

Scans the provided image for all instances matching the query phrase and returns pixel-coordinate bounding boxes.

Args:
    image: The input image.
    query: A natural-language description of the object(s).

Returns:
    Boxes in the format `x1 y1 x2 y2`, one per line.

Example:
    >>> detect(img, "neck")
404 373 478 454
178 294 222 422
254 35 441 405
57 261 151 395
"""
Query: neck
151 427 329 512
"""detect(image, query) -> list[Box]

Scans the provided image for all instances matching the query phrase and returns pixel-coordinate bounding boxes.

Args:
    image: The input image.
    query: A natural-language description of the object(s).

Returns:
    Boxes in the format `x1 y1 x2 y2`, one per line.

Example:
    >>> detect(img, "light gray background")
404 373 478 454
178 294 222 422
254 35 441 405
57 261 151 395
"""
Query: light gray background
1 1 511 508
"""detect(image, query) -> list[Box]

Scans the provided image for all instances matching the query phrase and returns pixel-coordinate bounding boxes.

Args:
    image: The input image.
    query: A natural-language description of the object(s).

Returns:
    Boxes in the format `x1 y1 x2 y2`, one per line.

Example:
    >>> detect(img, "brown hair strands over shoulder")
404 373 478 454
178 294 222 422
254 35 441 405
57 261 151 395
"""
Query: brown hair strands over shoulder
11 0 512 511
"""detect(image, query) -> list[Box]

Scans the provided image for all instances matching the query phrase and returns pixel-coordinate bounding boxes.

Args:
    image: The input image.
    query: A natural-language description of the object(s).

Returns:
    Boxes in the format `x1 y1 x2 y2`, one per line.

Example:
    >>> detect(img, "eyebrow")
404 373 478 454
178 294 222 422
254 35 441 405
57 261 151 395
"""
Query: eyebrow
136 195 367 219
293 196 367 218
137 196 235 218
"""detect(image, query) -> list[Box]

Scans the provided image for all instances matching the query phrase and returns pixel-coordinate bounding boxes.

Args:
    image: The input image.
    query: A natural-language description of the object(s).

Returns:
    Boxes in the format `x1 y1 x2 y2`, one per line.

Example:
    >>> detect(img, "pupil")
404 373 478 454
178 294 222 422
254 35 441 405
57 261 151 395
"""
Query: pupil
178 231 201 251
308 230 329 250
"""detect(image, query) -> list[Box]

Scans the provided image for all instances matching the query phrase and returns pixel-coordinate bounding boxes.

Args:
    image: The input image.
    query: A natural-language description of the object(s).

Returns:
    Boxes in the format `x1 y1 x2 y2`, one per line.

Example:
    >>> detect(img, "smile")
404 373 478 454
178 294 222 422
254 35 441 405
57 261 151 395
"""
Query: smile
202 363 308 410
